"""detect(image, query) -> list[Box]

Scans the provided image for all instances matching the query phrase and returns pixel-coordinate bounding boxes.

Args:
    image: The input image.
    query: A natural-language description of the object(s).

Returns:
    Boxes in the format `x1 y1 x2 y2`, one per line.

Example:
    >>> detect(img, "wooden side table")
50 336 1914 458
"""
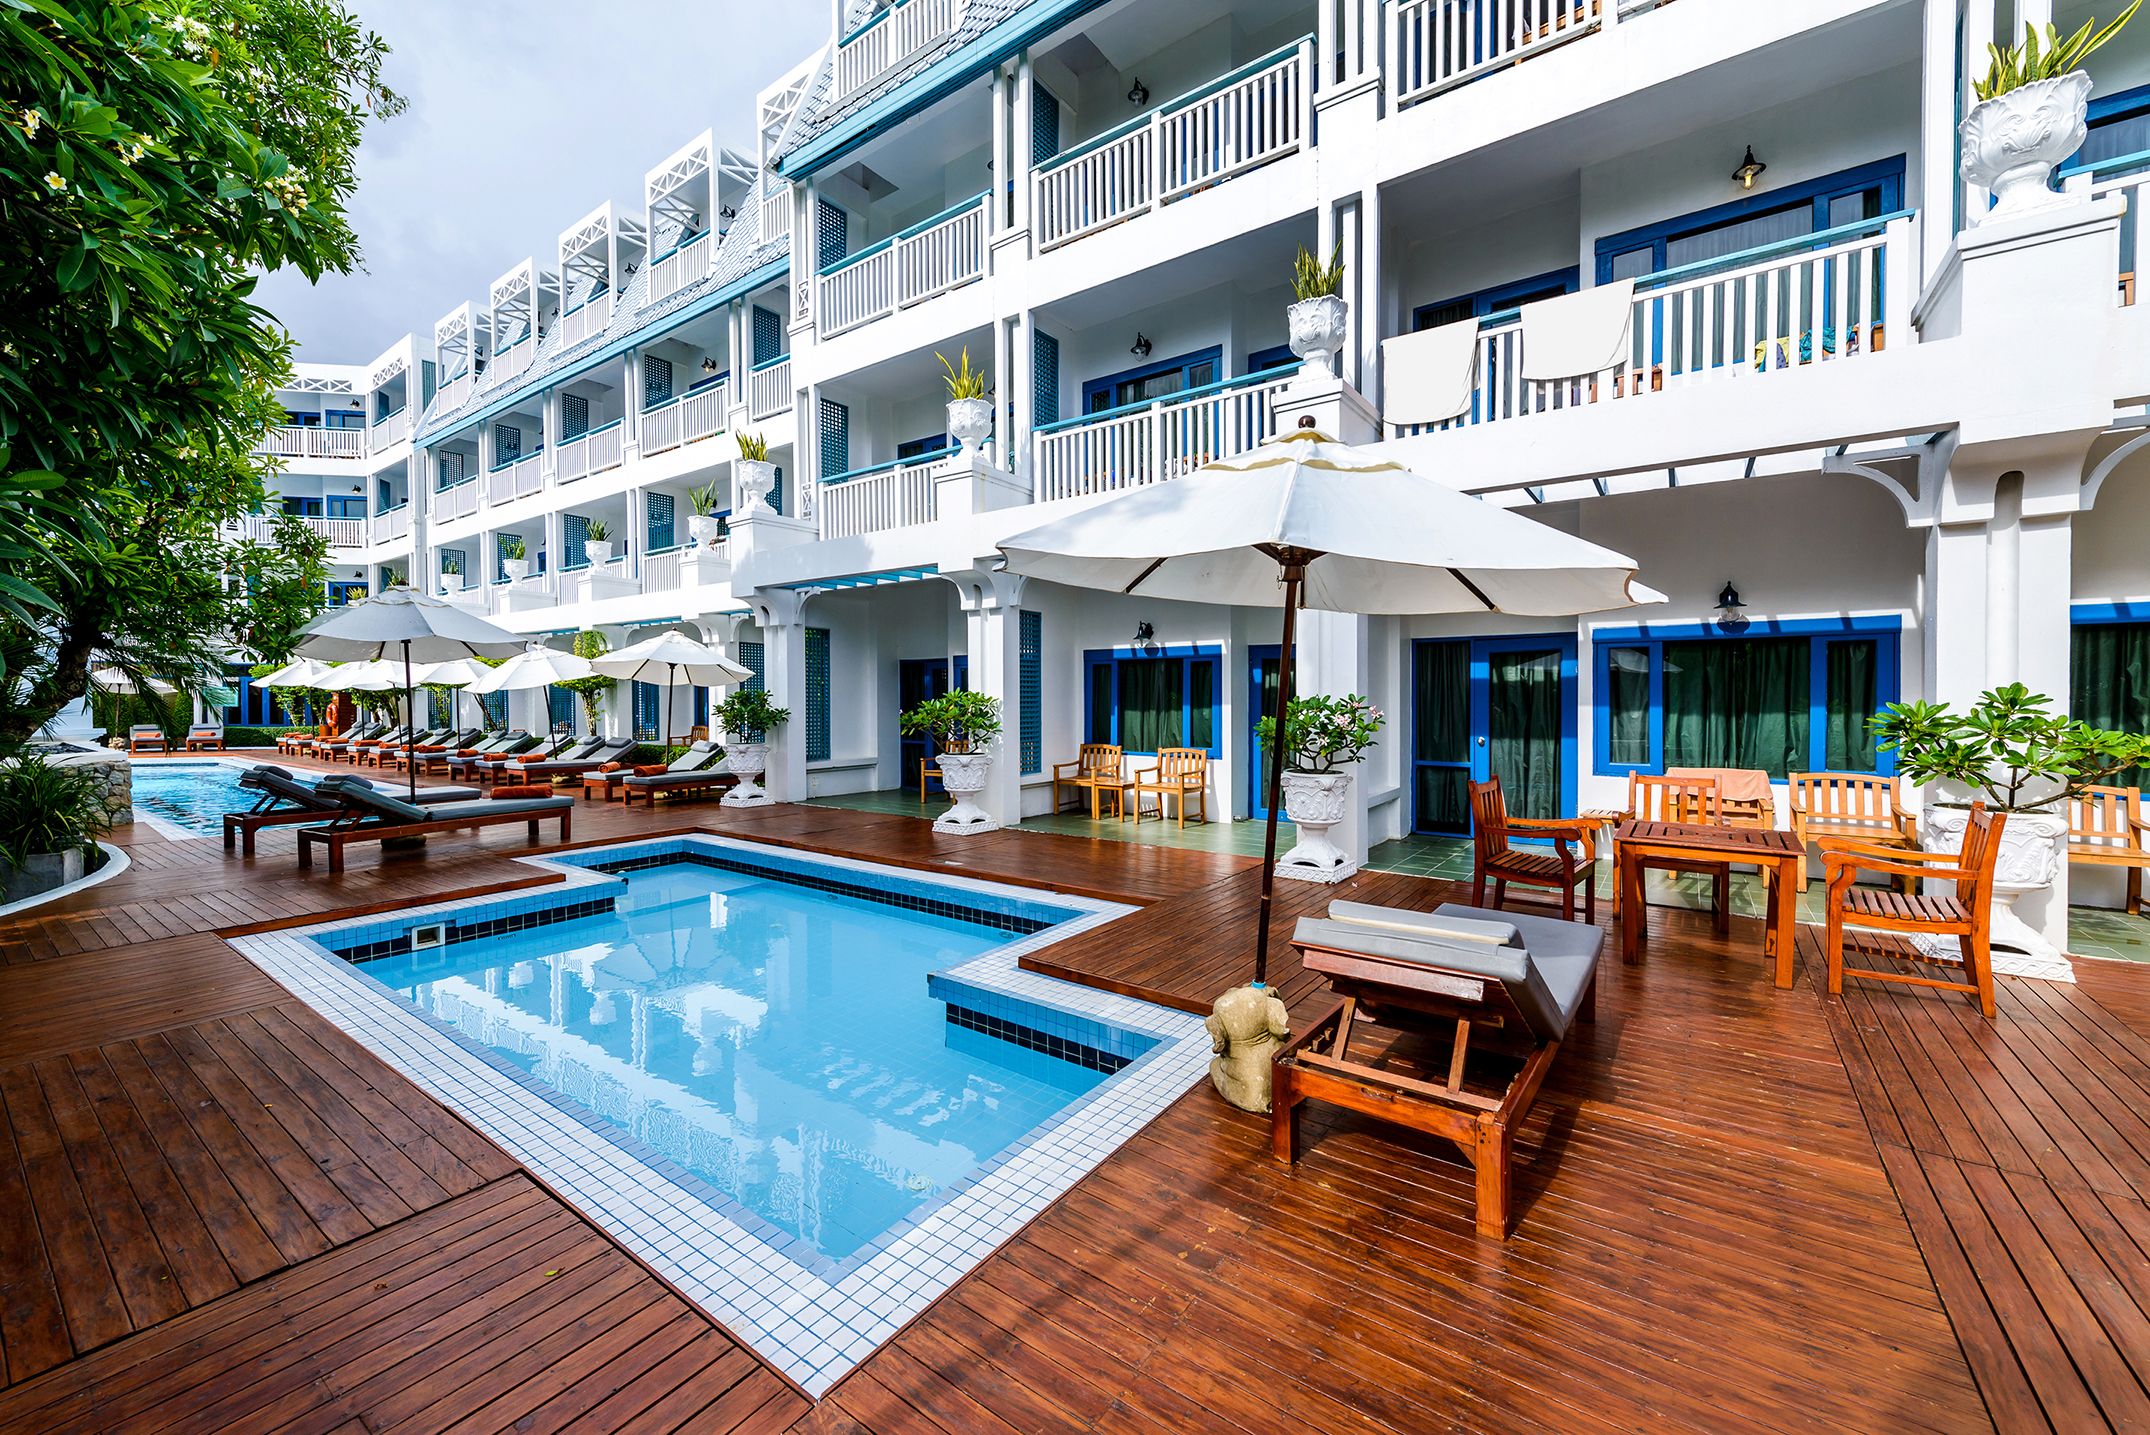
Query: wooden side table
1615 821 1807 987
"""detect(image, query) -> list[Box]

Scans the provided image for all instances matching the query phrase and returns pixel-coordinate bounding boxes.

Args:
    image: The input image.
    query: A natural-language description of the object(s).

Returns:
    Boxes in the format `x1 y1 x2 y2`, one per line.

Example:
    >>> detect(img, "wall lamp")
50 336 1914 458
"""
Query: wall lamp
1128 77 1149 106
702 357 719 373
1714 580 1748 628
1130 333 1152 358
1733 146 1766 189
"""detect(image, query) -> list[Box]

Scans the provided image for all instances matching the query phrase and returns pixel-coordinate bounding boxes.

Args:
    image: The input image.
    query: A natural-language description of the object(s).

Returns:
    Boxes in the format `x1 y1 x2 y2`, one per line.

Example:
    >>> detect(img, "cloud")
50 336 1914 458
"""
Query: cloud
253 0 825 365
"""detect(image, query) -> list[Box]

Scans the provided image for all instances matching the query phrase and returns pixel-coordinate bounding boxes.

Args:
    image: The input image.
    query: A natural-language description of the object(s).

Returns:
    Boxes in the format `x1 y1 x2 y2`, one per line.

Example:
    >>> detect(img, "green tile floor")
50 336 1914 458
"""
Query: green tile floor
800 790 2150 959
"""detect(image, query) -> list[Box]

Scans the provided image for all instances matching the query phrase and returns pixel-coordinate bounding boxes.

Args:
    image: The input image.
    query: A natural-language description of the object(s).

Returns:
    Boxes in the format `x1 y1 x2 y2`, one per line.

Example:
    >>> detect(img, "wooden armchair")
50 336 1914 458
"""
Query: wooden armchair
1469 777 1595 923
1789 773 1917 893
1051 744 1130 819
1612 773 1728 930
1132 748 1209 827
1822 803 2006 1019
2067 786 2150 916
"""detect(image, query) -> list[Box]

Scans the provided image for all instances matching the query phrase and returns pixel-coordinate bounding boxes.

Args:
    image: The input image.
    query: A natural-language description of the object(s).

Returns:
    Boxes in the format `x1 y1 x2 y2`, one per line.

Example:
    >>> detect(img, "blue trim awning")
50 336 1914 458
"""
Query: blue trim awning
771 564 939 591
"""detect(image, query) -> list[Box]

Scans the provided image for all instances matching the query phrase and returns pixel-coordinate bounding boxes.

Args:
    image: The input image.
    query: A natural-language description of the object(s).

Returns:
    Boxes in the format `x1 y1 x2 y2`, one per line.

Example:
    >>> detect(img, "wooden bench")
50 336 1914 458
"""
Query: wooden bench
297 781 572 873
1789 772 1918 893
1051 743 1132 819
2069 785 2150 916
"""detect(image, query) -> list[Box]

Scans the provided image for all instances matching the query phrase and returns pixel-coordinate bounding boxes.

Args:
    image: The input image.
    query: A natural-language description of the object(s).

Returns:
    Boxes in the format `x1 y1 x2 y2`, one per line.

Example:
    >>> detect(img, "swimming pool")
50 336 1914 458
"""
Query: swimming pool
236 835 1209 1393
130 760 252 835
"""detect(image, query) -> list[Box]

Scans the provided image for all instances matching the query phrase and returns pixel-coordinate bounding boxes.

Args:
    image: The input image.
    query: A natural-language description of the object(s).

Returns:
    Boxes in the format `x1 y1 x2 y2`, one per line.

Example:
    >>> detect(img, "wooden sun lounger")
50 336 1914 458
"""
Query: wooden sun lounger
222 766 482 855
1275 901 1601 1240
297 780 573 873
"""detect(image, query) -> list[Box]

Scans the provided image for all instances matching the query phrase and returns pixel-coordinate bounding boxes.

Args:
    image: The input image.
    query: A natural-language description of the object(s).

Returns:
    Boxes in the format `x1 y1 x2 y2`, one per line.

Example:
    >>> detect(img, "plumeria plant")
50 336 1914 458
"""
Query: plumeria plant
1257 693 1384 774
899 690 1002 754
1872 684 2150 812
714 688 789 743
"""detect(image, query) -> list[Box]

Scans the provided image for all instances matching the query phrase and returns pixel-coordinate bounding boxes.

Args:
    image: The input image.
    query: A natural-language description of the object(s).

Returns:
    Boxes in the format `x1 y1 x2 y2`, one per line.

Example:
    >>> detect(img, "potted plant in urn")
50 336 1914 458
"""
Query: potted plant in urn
501 538 531 581
688 482 724 545
1257 692 1384 883
0 752 113 905
1960 1 2138 223
1874 684 2150 961
939 348 994 458
582 519 614 565
713 687 790 807
734 432 777 512
898 689 1004 834
1287 242 1348 379
439 556 463 593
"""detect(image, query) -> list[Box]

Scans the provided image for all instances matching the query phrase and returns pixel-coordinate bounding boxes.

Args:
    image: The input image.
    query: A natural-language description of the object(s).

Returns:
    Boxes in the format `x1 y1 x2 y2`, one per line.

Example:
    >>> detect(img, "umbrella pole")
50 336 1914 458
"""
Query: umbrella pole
403 640 418 802
1251 562 1308 989
665 663 676 754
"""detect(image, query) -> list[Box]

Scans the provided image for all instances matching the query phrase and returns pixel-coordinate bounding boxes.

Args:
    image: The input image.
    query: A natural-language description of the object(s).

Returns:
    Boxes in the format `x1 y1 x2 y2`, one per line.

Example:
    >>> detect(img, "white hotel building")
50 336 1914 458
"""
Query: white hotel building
257 0 2150 952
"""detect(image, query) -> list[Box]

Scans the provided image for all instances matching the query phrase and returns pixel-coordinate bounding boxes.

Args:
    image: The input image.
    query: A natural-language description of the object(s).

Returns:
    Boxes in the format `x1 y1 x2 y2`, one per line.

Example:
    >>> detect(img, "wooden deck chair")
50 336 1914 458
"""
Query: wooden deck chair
1789 773 1918 893
1132 748 1209 826
1276 900 1602 1239
1822 803 2006 1019
1468 777 1595 923
126 725 167 753
1611 772 1728 930
1051 744 1130 819
2067 786 2150 916
184 723 225 751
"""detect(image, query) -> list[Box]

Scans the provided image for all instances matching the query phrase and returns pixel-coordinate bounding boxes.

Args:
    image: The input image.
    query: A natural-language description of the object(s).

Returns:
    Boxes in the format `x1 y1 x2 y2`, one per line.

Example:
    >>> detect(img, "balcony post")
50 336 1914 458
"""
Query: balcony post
1015 54 1035 236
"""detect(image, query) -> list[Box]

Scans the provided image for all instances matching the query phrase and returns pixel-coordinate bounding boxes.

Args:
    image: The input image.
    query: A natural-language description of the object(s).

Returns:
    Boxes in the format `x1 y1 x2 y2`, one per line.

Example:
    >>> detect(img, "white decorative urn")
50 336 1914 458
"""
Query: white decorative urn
933 749 999 834
502 557 532 580
1919 805 2072 963
439 573 465 593
584 540 615 565
1286 295 1350 380
1960 72 2093 224
720 741 773 806
1276 769 1358 883
946 397 994 457
688 513 724 545
736 458 777 513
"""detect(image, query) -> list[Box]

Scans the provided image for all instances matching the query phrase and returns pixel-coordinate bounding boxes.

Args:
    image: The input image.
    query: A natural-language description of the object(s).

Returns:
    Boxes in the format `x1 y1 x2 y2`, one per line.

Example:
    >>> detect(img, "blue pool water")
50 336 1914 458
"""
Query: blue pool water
131 762 252 834
355 862 1113 1262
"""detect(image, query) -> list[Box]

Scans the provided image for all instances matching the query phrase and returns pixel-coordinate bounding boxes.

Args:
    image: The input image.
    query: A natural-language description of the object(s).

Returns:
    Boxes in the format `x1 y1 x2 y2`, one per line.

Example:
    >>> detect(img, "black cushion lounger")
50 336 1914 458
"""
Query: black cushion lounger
297 778 573 873
223 765 485 855
497 737 634 781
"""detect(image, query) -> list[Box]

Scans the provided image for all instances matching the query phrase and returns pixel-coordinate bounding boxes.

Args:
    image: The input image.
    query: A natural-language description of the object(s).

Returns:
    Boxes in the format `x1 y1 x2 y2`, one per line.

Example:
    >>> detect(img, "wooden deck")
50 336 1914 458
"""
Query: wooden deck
1 756 2147 1431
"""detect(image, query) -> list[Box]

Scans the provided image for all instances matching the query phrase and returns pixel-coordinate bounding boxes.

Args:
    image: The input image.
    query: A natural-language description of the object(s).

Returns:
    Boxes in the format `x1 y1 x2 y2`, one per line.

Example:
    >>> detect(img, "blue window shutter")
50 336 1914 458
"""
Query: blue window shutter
806 628 830 762
496 532 521 580
438 548 465 577
647 492 675 551
694 685 708 728
495 424 520 463
1032 86 1060 165
633 680 660 737
564 513 589 568
1033 330 1059 427
643 355 673 408
819 398 849 480
561 393 589 440
1020 609 1042 774
546 684 574 730
739 641 765 691
769 464 784 516
817 200 848 271
753 306 782 365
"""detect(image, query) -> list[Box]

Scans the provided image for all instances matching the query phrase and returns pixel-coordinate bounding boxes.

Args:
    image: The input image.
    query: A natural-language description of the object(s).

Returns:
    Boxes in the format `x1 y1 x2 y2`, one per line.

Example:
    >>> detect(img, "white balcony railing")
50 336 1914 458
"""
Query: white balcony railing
369 405 411 454
748 356 793 418
487 453 545 505
1392 213 1914 440
367 503 412 547
487 572 555 614
1037 40 1309 254
640 546 683 594
435 477 480 523
554 419 624 485
641 381 728 457
492 333 535 386
261 425 366 459
2064 154 2149 304
831 0 965 104
818 454 948 539
221 514 366 547
647 231 713 306
1034 368 1298 503
1390 0 1601 112
819 193 987 337
761 179 793 247
438 370 472 415
556 291 613 349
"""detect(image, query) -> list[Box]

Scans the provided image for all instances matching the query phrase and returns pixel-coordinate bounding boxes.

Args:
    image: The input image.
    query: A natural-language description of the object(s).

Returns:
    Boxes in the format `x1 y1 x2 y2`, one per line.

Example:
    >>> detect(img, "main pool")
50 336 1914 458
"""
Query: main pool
130 760 252 835
351 858 1130 1262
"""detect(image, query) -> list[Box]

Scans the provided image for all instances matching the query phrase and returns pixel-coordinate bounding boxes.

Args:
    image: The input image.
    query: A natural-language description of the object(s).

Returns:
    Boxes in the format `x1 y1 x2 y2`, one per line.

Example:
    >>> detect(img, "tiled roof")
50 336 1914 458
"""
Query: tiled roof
413 182 793 446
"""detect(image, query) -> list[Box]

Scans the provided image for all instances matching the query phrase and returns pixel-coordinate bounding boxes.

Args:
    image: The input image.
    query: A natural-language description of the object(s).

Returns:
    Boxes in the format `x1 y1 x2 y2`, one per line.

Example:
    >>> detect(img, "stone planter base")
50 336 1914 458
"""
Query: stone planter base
1919 805 2071 965
1275 770 1358 884
0 847 84 906
933 751 999 834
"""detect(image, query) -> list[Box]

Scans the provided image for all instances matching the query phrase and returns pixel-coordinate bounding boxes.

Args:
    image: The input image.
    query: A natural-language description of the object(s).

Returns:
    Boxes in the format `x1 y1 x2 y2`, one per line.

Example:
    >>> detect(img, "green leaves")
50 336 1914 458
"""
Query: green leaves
1975 0 2141 102
1872 683 2150 811
898 690 1001 750
1292 242 1345 302
715 688 791 742
1257 693 1384 774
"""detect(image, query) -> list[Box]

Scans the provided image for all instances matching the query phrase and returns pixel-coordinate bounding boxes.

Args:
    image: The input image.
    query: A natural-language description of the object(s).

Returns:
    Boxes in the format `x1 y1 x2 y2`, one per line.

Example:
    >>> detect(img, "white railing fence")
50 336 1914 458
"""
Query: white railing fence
1033 369 1297 503
222 514 365 547
438 370 472 414
491 335 535 386
1037 41 1308 253
816 194 986 338
262 426 366 459
647 231 712 305
487 454 545 505
2072 165 2144 304
831 0 964 104
761 180 793 246
556 291 613 349
554 420 625 485
640 547 682 594
369 406 411 454
390 503 411 539
1392 214 1914 439
818 456 946 539
641 381 728 458
820 245 896 337
1390 0 1602 111
435 479 480 523
748 357 793 418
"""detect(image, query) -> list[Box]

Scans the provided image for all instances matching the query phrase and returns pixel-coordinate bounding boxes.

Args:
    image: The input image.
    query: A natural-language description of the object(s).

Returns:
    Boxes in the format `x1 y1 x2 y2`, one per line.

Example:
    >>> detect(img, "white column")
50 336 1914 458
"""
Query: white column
990 66 1009 234
992 313 1011 467
746 588 810 801
1965 0 1996 218
1922 0 1959 277
1359 184 1382 408
1015 56 1035 235
1014 310 1036 486
1296 608 1373 873
943 569 1026 827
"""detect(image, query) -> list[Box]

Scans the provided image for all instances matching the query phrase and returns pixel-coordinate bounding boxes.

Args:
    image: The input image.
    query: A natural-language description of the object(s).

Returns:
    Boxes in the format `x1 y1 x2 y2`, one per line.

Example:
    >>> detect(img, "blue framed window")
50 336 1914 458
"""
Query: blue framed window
281 497 322 517
1082 645 1220 757
1246 343 1298 373
1594 157 1905 283
1019 610 1042 775
632 681 661 739
495 532 521 580
324 410 364 429
438 548 465 579
2070 602 2150 785
1083 346 1222 416
326 581 368 606
897 434 948 461
2072 82 2150 174
1414 266 1579 331
646 493 674 552
546 684 575 732
1591 617 1902 779
326 495 366 518
806 627 830 762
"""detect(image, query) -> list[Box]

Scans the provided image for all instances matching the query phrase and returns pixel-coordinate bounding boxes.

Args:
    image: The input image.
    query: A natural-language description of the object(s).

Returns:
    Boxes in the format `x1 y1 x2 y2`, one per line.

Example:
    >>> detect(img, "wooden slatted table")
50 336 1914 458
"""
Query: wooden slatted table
1616 820 1806 986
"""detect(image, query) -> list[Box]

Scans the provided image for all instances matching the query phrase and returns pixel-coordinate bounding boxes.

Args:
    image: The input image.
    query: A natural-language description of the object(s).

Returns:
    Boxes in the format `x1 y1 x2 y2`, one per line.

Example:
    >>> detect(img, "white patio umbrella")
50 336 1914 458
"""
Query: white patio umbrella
250 657 331 689
414 657 495 736
293 587 526 799
465 644 603 739
590 632 751 751
999 423 1665 1000
88 668 177 695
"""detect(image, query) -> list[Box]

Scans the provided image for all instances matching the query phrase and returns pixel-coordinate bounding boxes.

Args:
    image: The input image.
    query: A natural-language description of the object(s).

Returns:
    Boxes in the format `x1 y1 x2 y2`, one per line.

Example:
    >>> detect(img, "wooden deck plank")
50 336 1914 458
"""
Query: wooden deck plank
0 1080 71 1387
0 1063 130 1359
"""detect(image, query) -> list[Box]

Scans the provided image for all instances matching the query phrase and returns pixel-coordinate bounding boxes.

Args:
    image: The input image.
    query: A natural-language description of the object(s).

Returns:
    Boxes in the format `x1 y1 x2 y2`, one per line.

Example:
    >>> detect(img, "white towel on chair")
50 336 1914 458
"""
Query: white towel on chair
1380 323 1480 426
1519 280 1635 380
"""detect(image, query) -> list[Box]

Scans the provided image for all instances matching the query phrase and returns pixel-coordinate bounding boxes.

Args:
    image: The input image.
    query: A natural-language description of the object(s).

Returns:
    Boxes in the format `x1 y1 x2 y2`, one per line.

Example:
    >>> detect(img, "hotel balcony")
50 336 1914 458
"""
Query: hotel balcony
1033 365 1300 502
816 191 987 340
369 402 412 455
829 0 967 109
218 513 369 549
1387 0 1608 112
260 425 367 460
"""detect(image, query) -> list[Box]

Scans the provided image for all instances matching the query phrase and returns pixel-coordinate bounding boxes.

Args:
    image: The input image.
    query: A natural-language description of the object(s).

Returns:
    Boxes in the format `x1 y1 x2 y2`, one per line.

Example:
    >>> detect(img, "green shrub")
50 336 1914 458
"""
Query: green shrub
224 726 303 748
0 753 113 866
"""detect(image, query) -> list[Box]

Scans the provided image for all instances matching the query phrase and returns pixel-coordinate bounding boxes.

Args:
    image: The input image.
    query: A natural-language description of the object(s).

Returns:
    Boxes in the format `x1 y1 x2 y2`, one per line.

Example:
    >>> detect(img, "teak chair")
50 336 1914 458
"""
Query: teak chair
1051 744 1130 819
126 725 167 754
184 723 225 752
1132 748 1209 827
1789 773 1918 892
2067 786 2150 916
1469 777 1595 923
1611 773 1729 930
1822 802 2007 1019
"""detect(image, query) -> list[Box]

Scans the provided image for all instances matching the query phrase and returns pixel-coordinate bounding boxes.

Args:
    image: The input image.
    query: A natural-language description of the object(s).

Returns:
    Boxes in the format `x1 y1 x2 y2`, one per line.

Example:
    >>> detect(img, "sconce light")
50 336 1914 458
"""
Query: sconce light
351 483 362 493
349 398 363 409
622 260 638 277
1714 580 1748 629
1133 620 1157 653
702 357 719 374
719 205 736 224
1128 77 1149 106
1732 145 1766 189
1130 333 1152 359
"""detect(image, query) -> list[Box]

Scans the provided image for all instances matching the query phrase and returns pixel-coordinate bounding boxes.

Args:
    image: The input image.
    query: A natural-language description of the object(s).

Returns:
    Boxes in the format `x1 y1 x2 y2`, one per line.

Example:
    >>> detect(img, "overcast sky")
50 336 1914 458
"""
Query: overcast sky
252 0 829 366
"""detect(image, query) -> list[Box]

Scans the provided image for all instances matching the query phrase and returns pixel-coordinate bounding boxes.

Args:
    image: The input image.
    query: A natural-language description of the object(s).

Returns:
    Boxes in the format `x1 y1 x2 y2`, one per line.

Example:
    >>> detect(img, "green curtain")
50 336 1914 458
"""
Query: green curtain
1188 660 1216 749
2072 622 2150 786
1488 648 1562 818
1606 646 1650 765
1824 639 1879 772
1117 658 1183 751
1413 641 1470 832
1088 664 1113 744
1662 637 1810 779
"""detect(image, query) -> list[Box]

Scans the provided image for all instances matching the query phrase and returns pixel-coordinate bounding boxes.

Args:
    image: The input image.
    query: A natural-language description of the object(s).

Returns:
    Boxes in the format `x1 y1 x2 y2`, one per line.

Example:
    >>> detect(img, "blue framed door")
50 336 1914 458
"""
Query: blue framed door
1248 645 1281 820
1469 636 1579 822
900 658 965 793
1410 640 1472 834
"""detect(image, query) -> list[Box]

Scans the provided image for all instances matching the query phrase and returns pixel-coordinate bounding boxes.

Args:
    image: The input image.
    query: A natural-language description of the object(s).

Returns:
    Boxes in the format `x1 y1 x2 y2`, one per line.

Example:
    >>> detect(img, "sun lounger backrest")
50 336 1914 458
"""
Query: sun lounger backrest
1293 913 1580 1043
242 766 340 809
317 777 428 823
666 741 723 772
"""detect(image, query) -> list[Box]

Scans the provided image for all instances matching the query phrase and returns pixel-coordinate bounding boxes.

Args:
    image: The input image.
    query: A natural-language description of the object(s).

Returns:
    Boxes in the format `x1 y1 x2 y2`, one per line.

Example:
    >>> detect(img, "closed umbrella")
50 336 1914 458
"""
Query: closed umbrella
999 424 1663 1096
88 669 177 695
590 632 751 752
294 588 526 799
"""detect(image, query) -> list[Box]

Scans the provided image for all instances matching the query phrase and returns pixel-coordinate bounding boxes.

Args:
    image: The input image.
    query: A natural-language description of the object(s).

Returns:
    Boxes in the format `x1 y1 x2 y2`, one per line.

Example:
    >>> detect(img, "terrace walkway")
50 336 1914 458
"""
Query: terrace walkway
0 755 2141 1431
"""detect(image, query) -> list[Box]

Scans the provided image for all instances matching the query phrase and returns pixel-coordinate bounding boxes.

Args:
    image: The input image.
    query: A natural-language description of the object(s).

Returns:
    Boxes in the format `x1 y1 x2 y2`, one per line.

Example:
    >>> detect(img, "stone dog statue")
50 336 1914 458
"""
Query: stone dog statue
1205 983 1291 1113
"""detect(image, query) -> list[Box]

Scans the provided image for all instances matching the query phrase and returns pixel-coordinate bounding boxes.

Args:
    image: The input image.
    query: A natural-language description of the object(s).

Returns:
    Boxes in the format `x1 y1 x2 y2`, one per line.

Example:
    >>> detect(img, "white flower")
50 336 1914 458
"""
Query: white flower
42 172 65 193
20 108 40 138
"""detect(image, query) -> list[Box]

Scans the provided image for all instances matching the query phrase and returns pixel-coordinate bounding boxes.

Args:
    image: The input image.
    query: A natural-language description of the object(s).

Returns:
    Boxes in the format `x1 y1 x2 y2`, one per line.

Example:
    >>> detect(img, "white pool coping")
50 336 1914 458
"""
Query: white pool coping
233 834 1210 1395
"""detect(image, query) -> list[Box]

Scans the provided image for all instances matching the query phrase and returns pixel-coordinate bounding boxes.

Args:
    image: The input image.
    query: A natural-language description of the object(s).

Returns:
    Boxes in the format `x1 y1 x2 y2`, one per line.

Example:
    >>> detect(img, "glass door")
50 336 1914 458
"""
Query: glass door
1411 640 1471 833
898 658 950 793
1470 637 1578 822
1248 645 1281 820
